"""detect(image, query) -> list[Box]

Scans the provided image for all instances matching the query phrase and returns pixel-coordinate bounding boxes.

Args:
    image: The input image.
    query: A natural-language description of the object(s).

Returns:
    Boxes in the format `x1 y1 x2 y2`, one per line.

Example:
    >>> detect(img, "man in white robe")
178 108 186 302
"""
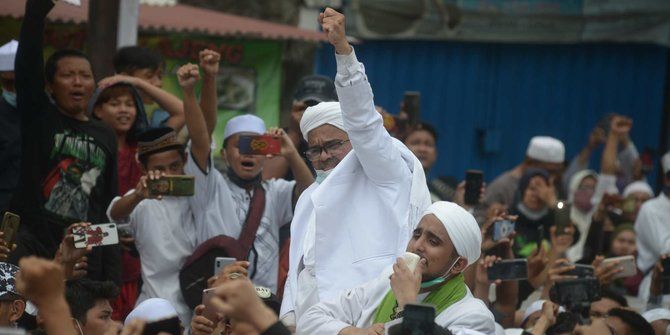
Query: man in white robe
636 151 670 302
298 201 495 334
279 7 432 326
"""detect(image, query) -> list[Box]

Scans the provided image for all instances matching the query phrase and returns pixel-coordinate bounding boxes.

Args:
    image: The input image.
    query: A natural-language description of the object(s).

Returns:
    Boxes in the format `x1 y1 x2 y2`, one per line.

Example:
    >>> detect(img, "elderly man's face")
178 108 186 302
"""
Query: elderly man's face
407 214 463 282
306 124 352 171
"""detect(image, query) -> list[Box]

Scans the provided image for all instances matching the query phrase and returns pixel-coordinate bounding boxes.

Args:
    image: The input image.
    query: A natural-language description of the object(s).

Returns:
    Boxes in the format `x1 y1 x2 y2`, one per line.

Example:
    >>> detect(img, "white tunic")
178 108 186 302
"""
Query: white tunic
298 268 496 335
280 48 432 321
191 158 295 292
106 156 203 326
635 192 670 302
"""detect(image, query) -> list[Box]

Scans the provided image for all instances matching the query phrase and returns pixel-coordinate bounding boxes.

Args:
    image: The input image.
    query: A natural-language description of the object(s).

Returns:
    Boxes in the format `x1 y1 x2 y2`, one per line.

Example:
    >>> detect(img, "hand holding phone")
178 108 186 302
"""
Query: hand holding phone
601 255 636 279
238 135 281 156
1 212 20 250
72 223 119 249
464 170 483 206
492 220 515 242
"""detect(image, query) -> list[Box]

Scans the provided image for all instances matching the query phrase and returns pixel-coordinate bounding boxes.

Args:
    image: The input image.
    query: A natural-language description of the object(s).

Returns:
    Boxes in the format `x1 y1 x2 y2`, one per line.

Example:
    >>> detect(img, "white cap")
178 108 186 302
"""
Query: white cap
623 181 654 198
223 114 266 140
662 151 670 175
125 298 178 324
526 136 565 163
0 40 18 72
642 308 670 323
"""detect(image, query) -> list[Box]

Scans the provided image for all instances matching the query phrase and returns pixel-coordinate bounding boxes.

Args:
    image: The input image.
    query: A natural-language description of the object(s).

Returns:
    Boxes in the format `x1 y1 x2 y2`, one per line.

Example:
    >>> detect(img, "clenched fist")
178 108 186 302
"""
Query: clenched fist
177 63 200 90
318 8 352 55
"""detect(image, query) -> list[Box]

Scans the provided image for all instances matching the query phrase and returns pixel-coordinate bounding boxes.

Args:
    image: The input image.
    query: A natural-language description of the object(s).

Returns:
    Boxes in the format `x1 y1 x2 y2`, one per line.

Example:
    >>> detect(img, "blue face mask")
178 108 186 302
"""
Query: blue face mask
315 169 332 184
420 256 461 288
2 91 16 108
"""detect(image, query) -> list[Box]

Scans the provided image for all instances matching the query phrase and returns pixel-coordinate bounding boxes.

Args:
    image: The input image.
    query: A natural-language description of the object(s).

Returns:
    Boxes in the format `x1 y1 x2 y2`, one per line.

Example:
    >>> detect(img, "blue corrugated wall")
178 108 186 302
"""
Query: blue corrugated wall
315 41 668 187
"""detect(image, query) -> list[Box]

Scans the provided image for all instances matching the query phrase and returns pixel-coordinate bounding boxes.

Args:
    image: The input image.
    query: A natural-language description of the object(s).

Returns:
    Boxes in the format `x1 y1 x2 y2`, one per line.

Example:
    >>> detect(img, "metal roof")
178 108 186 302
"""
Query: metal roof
2 0 327 42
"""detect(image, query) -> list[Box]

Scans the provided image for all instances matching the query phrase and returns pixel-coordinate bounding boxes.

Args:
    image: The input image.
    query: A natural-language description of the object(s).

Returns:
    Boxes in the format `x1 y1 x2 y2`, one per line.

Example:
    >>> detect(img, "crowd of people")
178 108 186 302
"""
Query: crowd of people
0 1 669 334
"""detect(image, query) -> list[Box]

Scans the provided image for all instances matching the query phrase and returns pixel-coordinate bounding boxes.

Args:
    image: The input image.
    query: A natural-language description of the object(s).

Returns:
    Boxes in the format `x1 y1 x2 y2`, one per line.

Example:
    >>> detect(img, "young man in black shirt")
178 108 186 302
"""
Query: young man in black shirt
10 0 120 284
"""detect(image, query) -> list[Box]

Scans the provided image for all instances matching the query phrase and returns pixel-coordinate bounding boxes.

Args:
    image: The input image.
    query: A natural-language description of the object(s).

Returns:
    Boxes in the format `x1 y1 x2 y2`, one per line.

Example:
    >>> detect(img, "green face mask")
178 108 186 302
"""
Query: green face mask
420 256 460 288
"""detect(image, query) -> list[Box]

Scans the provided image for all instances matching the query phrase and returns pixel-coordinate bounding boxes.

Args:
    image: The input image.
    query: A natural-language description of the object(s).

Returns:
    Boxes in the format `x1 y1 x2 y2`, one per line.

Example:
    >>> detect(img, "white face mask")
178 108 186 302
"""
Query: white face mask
315 169 332 184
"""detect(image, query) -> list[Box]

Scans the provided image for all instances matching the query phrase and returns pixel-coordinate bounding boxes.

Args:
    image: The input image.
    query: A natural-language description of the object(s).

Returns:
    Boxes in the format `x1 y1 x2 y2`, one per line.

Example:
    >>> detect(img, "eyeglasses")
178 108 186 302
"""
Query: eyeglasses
304 140 350 160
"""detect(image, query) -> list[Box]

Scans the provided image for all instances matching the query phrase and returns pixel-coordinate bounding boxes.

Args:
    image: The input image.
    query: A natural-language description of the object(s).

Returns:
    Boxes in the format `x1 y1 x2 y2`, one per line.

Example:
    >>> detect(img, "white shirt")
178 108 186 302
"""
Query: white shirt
297 268 496 334
191 159 295 292
280 48 432 321
106 156 202 326
636 192 670 273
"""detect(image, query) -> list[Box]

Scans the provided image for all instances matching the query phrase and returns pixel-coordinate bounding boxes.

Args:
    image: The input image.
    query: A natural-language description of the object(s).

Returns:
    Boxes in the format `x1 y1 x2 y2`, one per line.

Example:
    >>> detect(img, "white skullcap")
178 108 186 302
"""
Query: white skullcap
623 181 654 198
0 40 18 72
522 300 565 325
526 136 565 163
423 201 481 267
223 114 266 140
663 151 670 175
125 298 178 324
643 308 670 323
299 101 345 141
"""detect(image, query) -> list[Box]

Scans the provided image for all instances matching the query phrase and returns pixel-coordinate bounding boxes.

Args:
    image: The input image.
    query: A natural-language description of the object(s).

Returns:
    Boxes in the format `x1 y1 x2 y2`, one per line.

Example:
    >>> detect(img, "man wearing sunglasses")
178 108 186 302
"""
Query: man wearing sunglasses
279 8 432 329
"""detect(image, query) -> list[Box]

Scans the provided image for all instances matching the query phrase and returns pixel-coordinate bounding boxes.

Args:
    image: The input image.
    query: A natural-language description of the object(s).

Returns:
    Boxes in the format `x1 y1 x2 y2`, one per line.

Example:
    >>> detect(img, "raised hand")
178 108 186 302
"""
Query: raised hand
54 222 92 279
199 49 221 78
266 128 297 158
177 63 200 90
390 257 423 309
318 8 352 55
16 257 65 306
98 74 138 89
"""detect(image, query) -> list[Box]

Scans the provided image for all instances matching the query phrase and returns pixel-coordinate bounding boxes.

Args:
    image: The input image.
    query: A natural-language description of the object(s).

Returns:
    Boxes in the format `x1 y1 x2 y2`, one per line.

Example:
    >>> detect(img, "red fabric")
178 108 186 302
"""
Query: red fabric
624 269 644 297
112 250 142 321
276 238 290 300
118 143 142 195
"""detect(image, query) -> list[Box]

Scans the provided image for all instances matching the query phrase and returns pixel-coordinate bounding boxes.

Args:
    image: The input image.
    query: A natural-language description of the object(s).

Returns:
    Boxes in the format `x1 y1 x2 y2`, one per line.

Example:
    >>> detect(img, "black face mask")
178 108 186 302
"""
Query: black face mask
226 166 261 190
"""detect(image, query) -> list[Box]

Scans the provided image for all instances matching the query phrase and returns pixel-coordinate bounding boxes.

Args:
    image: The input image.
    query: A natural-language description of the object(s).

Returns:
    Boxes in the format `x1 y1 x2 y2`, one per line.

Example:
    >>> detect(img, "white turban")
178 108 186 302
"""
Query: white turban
643 308 670 323
125 298 178 324
423 201 481 267
526 136 565 163
299 101 346 141
623 180 654 198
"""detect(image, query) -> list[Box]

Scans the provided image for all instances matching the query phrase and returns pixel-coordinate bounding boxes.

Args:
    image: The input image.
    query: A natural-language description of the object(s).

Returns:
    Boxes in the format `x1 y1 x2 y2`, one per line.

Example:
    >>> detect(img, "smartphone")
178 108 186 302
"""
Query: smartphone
142 316 181 335
201 288 219 322
662 258 670 279
214 257 236 275
400 303 434 335
72 223 119 249
147 175 195 197
403 91 421 126
550 278 601 307
1 212 20 249
553 202 571 235
464 170 484 206
487 259 528 281
238 135 281 155
564 264 595 278
493 220 515 242
601 255 637 279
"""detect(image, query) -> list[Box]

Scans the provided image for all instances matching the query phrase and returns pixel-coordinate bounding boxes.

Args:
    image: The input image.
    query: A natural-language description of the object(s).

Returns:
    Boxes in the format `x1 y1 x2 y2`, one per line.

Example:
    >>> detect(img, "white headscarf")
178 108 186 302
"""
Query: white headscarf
623 180 654 198
423 201 481 267
299 101 346 141
566 170 598 262
125 298 178 324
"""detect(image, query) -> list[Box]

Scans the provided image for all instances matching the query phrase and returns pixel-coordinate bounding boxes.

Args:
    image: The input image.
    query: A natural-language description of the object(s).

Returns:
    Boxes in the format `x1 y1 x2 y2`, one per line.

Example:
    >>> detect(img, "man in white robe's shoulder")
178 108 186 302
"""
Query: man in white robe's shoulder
298 201 496 335
279 7 432 327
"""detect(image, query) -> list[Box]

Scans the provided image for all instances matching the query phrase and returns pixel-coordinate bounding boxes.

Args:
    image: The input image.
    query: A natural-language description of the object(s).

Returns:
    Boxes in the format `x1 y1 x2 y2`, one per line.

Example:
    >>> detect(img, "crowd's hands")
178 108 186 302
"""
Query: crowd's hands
548 225 575 257
390 257 423 309
527 246 549 289
650 254 670 297
480 208 517 253
609 115 633 144
192 305 218 335
98 74 141 90
102 319 146 335
592 255 623 286
210 278 278 333
530 301 559 335
208 261 250 288
587 127 607 150
0 231 16 262
54 222 92 279
531 177 558 208
199 49 221 78
177 63 201 92
319 8 352 55
540 258 577 298
16 257 65 306
473 255 502 301
266 128 300 159
132 170 167 201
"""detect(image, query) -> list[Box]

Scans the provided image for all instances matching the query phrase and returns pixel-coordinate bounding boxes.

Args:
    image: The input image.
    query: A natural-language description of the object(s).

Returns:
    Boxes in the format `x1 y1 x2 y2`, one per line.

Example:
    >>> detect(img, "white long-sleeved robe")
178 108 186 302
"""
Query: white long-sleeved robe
635 192 670 302
298 268 496 335
280 49 432 321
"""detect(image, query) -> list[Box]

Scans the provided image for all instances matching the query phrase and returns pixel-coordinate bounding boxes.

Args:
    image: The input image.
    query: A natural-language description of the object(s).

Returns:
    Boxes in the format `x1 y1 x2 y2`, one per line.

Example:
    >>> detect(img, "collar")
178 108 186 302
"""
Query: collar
226 167 261 190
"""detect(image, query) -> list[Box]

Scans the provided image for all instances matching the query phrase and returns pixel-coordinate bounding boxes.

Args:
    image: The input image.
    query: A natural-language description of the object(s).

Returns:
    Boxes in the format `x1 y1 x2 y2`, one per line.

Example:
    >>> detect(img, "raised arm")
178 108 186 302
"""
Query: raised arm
177 63 210 170
320 8 410 185
98 74 186 132
198 49 221 136
15 0 53 120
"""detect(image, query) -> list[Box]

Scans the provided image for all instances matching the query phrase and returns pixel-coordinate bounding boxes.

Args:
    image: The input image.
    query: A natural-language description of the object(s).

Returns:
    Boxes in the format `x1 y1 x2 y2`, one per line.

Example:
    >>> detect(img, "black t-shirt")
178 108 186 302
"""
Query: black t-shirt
11 0 120 283
0 97 20 214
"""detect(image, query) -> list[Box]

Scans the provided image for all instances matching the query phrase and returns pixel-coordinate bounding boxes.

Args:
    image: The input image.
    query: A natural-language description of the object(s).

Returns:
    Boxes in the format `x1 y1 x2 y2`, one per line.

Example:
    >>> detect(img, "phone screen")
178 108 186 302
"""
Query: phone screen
402 92 421 126
464 170 483 206
147 176 195 197
238 135 281 155
487 259 528 281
